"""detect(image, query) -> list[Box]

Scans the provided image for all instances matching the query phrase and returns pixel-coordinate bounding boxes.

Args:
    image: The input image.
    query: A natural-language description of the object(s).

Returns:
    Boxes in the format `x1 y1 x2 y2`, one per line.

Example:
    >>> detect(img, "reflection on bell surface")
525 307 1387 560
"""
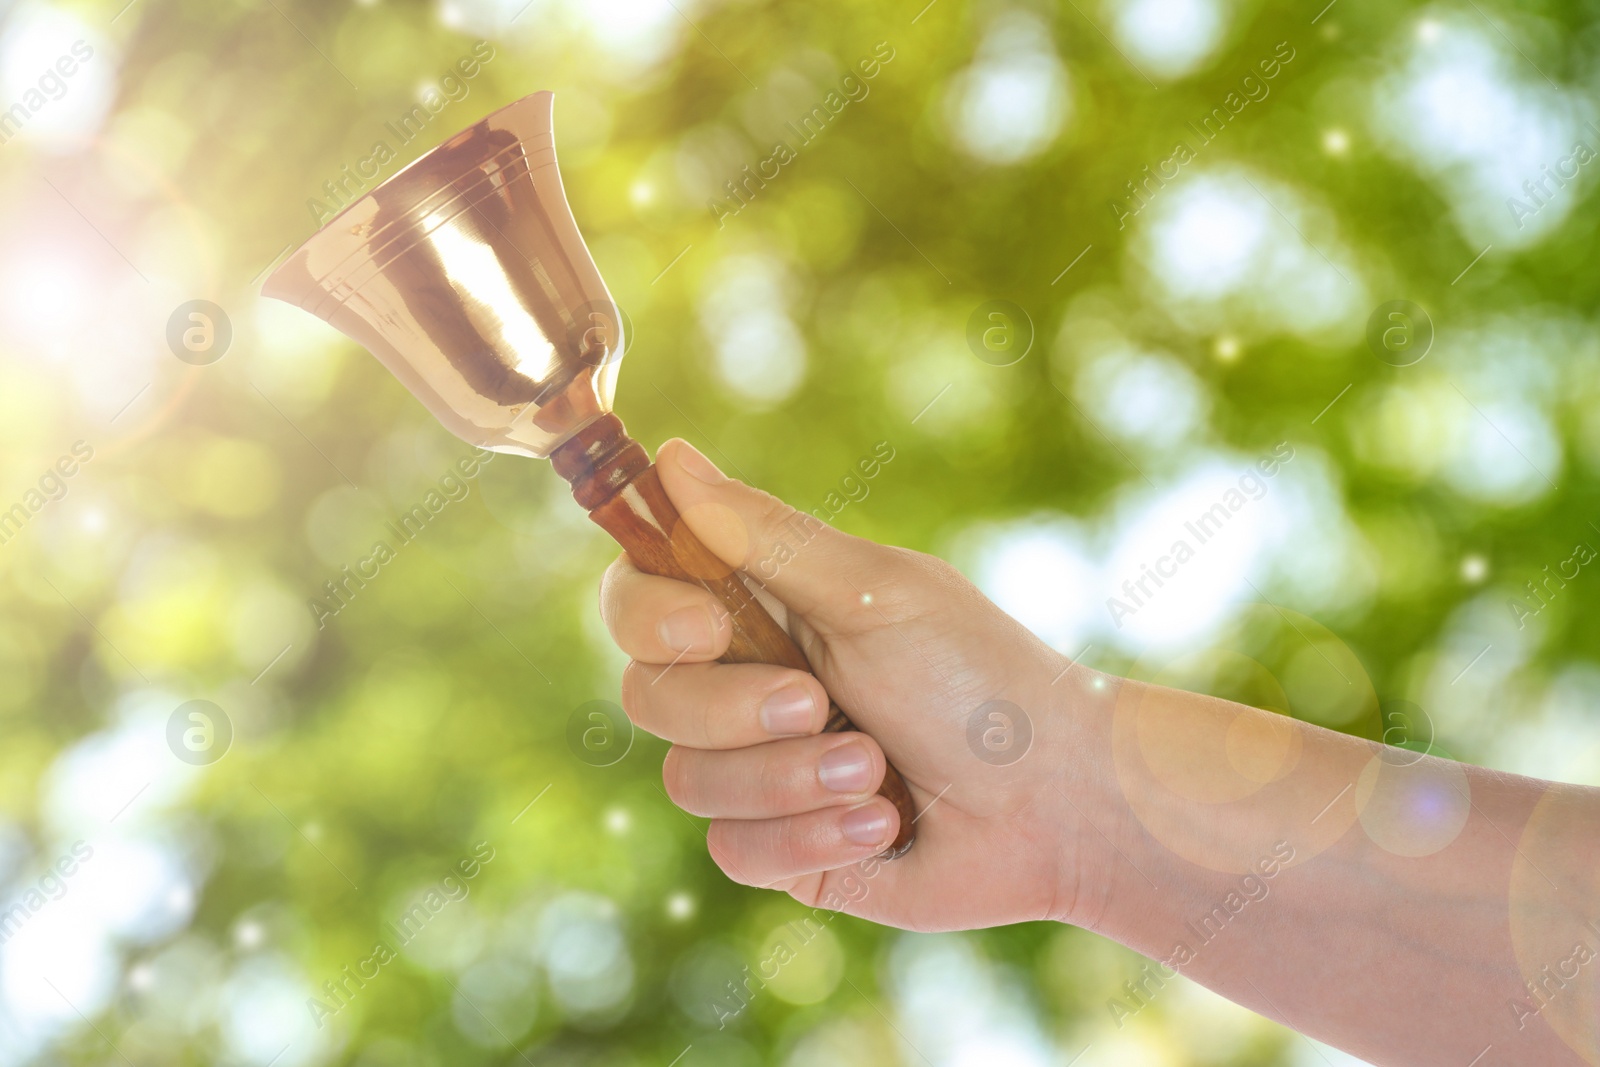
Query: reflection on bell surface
262 90 624 459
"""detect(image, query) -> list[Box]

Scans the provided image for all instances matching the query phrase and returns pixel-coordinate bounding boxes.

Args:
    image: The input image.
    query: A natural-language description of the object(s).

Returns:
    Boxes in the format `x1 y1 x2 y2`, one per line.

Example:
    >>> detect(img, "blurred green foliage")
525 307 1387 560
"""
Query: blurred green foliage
3 0 1599 1063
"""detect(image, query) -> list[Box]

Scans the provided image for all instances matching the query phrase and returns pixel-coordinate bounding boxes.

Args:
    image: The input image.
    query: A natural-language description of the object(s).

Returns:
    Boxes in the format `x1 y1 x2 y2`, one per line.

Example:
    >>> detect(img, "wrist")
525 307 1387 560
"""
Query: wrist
1039 674 1257 944
1044 676 1375 954
1035 665 1142 931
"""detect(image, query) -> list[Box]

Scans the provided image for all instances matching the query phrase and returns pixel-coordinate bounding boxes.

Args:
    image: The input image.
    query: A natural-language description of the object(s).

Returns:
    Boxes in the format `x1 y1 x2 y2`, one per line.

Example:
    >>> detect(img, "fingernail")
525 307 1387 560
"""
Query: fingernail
841 802 891 846
760 686 817 736
675 441 727 485
658 605 715 653
818 742 874 794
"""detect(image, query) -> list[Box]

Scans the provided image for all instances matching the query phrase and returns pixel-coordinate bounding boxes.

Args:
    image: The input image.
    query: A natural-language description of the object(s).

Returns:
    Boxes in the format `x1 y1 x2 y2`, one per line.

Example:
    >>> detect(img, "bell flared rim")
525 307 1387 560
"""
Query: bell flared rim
261 90 559 308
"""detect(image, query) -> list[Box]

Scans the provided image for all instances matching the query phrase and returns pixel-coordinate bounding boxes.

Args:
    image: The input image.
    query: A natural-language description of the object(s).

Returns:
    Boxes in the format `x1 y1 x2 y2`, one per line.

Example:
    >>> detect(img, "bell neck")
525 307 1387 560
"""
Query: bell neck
548 413 652 511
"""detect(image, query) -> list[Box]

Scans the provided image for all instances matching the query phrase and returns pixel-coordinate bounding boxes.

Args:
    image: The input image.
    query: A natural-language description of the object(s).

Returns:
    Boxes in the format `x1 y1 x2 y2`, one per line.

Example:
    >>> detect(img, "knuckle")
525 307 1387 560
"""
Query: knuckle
755 741 793 794
926 554 972 592
752 492 804 554
701 693 737 750
597 555 634 623
661 747 698 811
625 662 700 743
706 823 755 886
619 662 651 727
886 544 948 580
859 545 963 621
780 818 813 873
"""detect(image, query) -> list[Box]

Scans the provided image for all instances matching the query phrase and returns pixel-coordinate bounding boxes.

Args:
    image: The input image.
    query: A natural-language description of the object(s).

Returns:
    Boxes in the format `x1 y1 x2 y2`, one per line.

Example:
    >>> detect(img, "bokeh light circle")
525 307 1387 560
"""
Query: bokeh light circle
1110 604 1379 873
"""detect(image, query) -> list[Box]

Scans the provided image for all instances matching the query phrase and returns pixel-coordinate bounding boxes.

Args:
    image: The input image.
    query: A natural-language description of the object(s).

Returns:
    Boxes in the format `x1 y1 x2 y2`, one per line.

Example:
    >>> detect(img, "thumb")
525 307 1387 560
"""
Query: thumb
654 438 883 627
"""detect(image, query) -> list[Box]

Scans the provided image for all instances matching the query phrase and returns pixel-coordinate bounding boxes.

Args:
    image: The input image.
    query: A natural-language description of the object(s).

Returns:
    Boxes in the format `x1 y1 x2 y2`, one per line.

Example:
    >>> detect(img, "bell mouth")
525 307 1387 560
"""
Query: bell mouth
262 90 556 303
288 141 553 324
264 92 559 317
260 90 623 460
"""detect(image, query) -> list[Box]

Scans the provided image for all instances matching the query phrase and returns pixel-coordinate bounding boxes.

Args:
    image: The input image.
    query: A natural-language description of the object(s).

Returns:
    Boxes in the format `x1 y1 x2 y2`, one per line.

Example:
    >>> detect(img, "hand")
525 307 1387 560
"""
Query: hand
597 441 1600 1066
599 439 1118 932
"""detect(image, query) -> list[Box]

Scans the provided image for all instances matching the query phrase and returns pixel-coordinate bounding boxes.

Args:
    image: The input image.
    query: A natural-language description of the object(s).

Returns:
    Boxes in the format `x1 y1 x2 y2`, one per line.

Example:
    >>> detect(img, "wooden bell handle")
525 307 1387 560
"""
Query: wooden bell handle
551 413 916 858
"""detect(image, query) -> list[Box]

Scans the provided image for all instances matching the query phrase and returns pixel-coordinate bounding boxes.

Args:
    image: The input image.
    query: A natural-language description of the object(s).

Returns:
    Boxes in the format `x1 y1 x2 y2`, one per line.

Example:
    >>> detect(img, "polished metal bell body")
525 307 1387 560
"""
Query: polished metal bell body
263 91 623 458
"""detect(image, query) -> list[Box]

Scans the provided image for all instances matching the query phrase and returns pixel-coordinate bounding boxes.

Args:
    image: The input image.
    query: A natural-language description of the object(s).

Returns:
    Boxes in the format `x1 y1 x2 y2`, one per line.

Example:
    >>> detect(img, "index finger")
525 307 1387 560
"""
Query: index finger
599 552 732 665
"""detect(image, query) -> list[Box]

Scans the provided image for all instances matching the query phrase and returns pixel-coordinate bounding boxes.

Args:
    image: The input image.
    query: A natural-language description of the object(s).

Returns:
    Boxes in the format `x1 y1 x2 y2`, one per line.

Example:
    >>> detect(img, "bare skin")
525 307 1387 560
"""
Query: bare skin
599 438 1600 1066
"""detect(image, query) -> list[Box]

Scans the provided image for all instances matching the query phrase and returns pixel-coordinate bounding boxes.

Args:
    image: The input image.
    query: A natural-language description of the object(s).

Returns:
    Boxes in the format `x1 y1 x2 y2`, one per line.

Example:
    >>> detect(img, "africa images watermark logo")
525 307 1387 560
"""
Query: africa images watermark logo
709 864 877 1029
0 40 95 147
308 449 494 629
1107 840 1295 1028
306 841 496 1028
166 700 233 766
1504 120 1600 231
0 440 94 549
707 41 896 227
305 41 496 225
1105 442 1296 629
1109 40 1296 230
0 842 95 947
966 700 1033 766
747 441 896 585
1508 541 1597 630
567 699 634 767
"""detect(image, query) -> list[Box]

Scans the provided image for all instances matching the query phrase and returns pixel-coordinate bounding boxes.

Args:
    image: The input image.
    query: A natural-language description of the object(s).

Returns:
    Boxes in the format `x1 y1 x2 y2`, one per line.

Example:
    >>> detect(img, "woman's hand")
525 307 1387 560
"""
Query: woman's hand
598 439 1121 932
597 440 1600 1066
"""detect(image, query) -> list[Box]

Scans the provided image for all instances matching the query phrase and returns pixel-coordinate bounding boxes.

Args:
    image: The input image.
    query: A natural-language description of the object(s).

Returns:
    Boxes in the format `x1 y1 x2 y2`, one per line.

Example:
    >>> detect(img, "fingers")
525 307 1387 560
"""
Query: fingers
599 553 730 664
663 734 886 819
706 797 902 886
600 552 834 754
653 438 897 627
668 733 900 884
622 659 829 748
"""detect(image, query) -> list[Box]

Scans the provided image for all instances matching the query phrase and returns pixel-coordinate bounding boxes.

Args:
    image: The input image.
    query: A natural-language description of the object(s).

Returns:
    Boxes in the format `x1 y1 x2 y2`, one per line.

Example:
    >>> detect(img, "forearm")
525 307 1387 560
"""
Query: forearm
605 447 1600 1060
1064 674 1598 1065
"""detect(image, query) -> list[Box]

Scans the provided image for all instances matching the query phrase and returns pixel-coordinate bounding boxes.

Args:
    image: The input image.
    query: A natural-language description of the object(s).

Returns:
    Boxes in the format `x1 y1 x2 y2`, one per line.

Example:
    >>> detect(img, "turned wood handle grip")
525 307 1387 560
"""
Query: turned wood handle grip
552 414 916 858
